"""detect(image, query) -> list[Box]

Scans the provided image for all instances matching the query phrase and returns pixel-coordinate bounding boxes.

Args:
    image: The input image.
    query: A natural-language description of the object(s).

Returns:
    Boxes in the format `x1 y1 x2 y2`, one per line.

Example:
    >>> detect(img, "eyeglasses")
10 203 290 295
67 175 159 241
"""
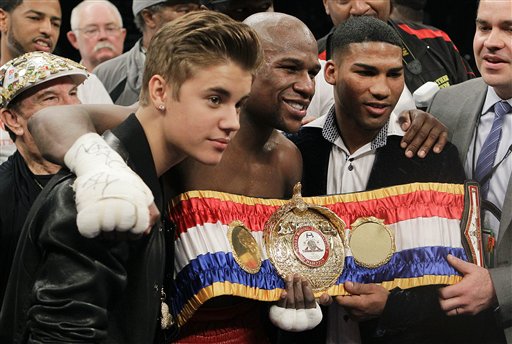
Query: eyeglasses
75 25 123 39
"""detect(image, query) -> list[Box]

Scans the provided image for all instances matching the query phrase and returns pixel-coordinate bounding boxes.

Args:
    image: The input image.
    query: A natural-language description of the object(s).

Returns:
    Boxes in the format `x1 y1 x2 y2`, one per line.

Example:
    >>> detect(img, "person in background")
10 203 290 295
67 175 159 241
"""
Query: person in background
390 0 428 24
318 0 473 113
201 0 273 21
0 0 62 163
94 0 201 105
0 11 262 343
0 0 113 163
429 0 512 342
0 51 88 312
67 0 126 72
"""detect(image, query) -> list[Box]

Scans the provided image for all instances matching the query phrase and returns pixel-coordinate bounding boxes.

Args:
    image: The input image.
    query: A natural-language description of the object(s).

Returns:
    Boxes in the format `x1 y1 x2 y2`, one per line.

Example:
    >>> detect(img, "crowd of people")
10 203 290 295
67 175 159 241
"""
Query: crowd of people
0 0 510 343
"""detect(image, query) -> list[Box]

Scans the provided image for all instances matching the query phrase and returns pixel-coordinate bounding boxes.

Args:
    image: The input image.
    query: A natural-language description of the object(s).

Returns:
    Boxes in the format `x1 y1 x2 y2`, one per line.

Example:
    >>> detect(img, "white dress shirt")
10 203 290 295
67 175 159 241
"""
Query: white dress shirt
465 86 512 239
304 108 405 344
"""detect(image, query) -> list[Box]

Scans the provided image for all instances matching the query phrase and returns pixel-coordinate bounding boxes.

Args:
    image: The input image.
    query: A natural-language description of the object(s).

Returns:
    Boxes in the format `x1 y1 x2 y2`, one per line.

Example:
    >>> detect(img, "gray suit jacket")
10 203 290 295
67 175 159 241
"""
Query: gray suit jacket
429 78 512 342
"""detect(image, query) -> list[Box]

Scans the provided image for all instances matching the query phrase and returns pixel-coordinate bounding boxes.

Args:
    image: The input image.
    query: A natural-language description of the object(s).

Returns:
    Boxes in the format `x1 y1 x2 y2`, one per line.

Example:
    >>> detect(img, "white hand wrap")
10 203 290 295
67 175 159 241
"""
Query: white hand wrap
64 133 154 238
269 303 323 332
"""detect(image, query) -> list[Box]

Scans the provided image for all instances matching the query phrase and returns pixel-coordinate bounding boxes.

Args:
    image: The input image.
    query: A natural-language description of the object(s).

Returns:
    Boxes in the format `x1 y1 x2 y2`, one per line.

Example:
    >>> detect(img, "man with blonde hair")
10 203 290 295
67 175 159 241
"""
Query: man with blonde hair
0 11 262 344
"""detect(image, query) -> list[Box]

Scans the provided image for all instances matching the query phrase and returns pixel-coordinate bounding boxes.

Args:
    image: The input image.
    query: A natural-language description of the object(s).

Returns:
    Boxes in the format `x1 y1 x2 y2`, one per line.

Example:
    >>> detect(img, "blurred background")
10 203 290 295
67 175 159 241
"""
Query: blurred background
57 0 479 73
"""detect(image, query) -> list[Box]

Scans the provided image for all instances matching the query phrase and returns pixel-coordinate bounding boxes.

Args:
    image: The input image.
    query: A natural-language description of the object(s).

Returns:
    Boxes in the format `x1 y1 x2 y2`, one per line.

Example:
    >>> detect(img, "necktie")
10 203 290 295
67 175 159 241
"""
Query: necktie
474 100 512 198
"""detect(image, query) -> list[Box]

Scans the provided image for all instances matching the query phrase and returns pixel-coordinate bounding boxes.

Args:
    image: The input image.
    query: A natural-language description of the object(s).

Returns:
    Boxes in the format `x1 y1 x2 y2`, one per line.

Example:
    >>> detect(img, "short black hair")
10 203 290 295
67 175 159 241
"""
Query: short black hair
0 0 23 11
330 16 402 60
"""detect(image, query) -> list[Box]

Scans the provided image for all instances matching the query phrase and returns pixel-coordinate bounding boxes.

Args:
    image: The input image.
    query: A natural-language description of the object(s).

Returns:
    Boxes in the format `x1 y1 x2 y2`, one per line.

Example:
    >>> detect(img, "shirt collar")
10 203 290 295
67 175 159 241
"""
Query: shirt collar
321 105 390 151
482 86 512 115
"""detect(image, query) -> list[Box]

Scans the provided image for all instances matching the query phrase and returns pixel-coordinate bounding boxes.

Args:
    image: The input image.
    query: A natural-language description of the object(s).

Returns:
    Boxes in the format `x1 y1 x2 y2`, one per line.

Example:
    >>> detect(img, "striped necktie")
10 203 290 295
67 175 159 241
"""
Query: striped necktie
474 100 512 198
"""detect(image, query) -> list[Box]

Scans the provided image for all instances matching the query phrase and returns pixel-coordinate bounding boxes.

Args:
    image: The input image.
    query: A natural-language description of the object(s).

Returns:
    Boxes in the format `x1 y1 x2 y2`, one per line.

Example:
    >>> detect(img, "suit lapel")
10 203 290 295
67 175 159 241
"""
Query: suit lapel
452 82 512 247
452 81 487 165
460 80 512 248
498 175 512 245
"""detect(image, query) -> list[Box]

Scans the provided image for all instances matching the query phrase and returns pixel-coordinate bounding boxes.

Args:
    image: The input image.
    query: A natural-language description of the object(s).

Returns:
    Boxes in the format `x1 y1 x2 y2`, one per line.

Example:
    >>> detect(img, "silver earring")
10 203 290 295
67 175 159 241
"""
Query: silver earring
158 104 165 111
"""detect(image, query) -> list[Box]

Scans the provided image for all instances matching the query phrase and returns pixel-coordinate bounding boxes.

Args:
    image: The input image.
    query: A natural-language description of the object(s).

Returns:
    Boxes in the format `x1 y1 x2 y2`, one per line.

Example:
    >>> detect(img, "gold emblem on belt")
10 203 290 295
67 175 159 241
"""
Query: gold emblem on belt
264 183 346 292
349 217 395 268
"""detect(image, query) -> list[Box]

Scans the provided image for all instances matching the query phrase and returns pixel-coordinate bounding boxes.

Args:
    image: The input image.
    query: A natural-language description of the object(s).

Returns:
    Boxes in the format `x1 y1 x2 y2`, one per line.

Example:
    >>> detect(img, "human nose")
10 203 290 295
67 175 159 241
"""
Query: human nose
219 106 241 133
293 72 315 99
39 18 53 36
483 28 506 51
97 27 109 39
350 0 371 16
369 76 391 99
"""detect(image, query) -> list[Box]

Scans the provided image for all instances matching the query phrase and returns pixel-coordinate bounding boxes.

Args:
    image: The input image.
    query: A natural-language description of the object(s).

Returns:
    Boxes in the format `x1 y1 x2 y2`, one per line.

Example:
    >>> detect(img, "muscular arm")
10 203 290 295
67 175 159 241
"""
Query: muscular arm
28 103 136 164
26 103 155 238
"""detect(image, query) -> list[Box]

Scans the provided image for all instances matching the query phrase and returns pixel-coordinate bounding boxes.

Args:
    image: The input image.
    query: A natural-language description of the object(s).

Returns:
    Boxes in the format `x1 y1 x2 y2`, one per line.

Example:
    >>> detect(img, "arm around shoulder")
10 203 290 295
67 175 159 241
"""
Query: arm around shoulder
28 104 133 164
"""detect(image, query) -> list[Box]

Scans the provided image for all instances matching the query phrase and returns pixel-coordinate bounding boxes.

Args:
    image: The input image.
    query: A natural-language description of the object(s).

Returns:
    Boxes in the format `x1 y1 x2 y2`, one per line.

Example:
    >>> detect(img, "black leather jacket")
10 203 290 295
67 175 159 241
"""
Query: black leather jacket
0 115 168 344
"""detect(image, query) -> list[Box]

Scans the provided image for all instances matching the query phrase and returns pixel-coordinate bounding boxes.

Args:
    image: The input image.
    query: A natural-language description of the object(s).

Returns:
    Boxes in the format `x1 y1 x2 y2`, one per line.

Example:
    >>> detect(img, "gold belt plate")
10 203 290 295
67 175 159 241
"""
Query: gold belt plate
264 183 346 292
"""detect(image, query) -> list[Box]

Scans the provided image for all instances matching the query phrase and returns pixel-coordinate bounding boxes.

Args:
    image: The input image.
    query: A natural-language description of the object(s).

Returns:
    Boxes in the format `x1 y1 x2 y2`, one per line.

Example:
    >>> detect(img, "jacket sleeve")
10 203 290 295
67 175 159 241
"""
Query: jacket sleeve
490 259 512 335
433 142 467 184
25 181 130 343
374 285 443 335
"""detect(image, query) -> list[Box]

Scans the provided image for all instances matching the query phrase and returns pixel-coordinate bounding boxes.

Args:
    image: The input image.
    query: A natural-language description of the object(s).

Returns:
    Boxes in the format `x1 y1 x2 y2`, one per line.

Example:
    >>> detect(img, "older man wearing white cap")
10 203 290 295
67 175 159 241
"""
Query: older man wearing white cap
94 0 201 105
0 51 88 310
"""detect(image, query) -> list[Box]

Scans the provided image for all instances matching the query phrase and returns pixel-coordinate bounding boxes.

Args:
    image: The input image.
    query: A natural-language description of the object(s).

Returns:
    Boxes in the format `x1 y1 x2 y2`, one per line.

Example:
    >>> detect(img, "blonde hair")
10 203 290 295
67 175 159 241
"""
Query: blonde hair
139 11 262 105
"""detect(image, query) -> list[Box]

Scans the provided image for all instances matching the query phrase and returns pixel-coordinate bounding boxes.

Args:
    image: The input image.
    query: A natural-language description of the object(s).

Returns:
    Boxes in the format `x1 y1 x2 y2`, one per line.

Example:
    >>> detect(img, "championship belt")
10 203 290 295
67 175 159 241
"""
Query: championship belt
168 182 472 327
460 182 485 267
264 183 346 292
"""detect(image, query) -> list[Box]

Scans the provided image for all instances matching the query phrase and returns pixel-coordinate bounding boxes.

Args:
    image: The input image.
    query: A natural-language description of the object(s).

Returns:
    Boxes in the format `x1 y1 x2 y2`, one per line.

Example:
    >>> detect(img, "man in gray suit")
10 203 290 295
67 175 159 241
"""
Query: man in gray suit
429 0 512 342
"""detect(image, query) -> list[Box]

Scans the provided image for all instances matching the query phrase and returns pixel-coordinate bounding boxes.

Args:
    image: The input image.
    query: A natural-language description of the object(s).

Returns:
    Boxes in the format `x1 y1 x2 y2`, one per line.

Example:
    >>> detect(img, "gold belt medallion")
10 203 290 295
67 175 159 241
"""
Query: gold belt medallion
349 217 395 268
228 220 262 274
264 183 346 292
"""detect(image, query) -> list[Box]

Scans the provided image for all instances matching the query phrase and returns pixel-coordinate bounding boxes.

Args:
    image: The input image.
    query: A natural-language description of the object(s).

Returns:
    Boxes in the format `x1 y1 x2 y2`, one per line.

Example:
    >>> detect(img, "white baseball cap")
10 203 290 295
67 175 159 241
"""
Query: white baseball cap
0 52 88 108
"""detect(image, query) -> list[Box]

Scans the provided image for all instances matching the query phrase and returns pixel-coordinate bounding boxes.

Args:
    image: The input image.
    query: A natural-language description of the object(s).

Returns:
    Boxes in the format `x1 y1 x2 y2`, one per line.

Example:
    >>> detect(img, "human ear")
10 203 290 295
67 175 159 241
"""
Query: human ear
323 0 330 15
119 28 127 41
141 9 158 30
147 74 168 111
0 108 24 136
66 31 80 50
324 60 337 86
0 9 9 33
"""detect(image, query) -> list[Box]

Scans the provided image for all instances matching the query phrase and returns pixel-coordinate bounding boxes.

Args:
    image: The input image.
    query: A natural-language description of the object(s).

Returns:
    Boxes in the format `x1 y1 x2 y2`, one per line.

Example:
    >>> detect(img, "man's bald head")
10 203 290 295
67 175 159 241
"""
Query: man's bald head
243 12 316 52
